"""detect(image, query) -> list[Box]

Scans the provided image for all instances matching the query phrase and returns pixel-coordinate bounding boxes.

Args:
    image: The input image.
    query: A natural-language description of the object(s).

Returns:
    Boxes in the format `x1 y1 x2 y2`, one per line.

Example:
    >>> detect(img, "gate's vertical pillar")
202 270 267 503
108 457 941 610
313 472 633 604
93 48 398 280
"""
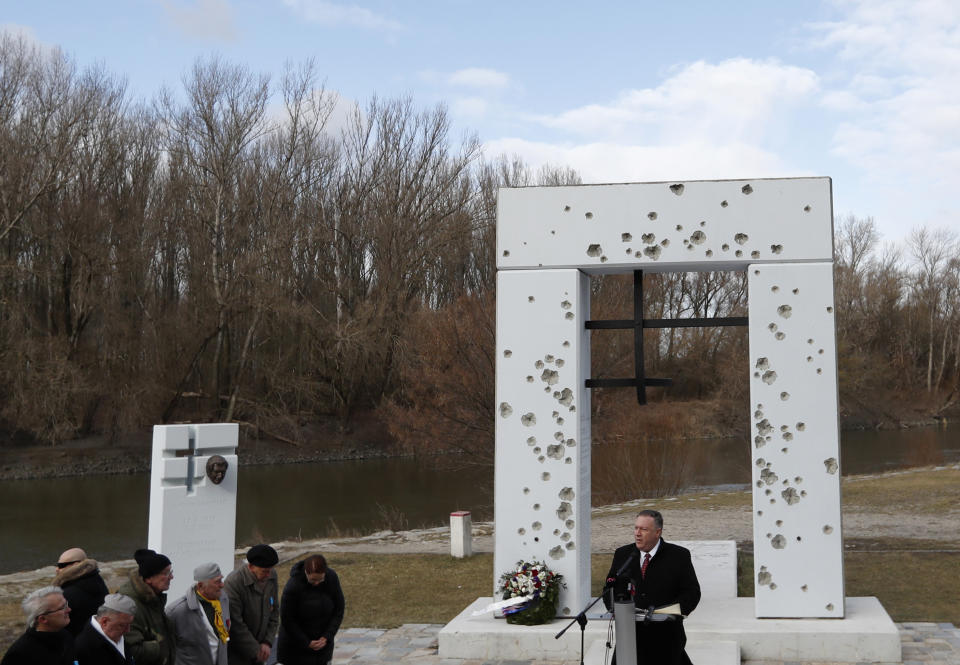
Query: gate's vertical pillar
748 262 844 617
494 268 592 615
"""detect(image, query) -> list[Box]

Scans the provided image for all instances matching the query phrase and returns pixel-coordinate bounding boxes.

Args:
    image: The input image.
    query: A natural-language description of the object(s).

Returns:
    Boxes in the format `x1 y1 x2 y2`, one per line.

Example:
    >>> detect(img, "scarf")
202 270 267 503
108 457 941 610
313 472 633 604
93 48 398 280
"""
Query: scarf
196 590 230 643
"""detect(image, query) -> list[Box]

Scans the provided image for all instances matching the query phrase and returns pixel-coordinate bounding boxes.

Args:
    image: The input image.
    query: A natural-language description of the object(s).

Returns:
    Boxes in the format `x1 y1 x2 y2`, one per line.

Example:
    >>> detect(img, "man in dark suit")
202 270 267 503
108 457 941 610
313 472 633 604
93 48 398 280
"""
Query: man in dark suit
603 510 701 665
75 593 136 665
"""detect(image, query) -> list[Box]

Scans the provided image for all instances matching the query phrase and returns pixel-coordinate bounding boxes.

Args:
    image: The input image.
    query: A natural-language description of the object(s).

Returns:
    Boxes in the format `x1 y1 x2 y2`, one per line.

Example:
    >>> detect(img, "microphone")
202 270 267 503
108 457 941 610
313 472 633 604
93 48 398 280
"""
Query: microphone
615 549 640 577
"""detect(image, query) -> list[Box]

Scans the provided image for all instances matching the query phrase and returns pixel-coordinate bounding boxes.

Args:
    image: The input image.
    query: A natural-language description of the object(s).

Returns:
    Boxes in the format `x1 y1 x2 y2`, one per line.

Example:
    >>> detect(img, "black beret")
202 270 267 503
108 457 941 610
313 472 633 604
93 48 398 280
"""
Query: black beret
246 544 278 567
134 548 171 579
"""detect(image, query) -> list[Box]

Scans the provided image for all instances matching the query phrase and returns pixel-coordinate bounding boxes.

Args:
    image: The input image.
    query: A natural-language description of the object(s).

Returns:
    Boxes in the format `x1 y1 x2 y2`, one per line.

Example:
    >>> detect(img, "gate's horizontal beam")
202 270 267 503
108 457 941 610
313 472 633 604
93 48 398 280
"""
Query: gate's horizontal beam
585 377 673 388
585 316 748 330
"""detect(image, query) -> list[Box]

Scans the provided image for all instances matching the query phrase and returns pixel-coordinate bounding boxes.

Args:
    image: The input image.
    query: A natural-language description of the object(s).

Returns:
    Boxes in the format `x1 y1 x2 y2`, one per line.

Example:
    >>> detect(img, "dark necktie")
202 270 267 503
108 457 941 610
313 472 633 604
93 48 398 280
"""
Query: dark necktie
641 552 651 579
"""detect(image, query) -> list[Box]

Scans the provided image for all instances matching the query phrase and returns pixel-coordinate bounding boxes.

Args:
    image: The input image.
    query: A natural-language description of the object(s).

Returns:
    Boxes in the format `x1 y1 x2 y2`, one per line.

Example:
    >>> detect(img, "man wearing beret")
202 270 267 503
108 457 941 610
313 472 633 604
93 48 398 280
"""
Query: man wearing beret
168 563 231 665
224 545 279 665
75 593 137 665
117 548 177 665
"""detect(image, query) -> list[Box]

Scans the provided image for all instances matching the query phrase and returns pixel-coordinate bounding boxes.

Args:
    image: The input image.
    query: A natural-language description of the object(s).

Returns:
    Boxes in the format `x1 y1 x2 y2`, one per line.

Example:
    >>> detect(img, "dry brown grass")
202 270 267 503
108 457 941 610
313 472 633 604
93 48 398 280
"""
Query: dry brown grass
841 467 960 514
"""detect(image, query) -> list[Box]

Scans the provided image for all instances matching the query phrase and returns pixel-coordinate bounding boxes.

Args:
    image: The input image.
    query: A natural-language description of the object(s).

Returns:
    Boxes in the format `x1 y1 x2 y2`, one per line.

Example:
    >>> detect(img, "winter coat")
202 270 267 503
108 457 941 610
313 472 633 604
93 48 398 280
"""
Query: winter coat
167 585 231 665
54 559 109 637
117 570 176 665
276 562 345 665
224 564 279 665
0 627 74 665
75 618 133 665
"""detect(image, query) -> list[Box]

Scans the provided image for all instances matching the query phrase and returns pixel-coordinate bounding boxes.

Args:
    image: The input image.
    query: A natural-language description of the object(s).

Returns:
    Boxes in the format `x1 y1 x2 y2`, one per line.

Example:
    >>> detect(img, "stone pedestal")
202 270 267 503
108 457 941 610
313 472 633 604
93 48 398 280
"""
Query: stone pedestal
450 511 472 558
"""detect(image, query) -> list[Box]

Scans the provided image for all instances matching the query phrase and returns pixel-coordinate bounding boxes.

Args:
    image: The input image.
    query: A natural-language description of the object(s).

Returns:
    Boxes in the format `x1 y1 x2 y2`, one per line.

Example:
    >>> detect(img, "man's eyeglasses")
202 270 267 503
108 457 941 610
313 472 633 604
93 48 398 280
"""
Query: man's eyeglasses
39 601 69 616
55 560 81 569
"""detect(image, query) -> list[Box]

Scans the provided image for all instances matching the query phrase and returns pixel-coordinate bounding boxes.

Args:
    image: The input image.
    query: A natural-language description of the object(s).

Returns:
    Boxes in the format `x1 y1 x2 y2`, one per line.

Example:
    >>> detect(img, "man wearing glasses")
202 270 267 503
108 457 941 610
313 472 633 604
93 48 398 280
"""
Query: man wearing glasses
53 547 108 637
0 586 75 664
117 548 177 665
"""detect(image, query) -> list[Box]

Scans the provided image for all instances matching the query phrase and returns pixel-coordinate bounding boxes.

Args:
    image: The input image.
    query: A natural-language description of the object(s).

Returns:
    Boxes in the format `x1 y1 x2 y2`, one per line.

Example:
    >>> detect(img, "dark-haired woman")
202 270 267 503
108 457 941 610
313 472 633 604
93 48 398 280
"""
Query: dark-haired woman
277 555 345 665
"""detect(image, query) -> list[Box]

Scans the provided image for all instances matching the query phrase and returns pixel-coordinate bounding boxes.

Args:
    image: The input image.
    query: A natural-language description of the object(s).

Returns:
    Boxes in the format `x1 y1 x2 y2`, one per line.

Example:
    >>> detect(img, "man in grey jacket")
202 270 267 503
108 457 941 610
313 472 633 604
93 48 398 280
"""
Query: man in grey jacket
224 545 279 665
167 563 231 665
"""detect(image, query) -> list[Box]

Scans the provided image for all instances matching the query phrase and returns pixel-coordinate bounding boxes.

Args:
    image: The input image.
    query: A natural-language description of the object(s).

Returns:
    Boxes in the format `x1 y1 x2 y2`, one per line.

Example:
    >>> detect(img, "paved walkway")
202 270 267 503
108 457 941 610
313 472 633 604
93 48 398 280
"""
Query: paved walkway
328 622 960 665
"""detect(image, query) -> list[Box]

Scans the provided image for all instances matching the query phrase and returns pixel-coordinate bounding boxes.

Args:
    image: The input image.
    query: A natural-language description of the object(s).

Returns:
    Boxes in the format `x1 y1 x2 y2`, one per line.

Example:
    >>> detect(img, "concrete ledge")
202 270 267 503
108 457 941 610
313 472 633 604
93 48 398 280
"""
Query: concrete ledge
439 597 900 663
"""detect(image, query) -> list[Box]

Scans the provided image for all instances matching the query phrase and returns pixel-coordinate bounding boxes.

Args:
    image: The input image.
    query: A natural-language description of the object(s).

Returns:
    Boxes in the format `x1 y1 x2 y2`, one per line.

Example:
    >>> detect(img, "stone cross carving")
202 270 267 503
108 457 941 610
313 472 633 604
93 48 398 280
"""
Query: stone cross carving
148 423 238 600
494 178 842 619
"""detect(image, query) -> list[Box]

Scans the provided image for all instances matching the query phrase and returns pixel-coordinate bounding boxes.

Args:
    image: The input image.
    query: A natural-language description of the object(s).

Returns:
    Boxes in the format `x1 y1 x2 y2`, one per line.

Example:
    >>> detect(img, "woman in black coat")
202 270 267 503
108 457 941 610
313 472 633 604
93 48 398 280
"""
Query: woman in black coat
277 554 345 665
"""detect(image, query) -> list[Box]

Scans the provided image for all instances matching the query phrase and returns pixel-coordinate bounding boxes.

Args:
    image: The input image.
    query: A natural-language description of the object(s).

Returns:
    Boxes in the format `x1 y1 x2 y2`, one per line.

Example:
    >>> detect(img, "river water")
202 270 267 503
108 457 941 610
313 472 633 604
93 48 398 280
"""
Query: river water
1 427 957 574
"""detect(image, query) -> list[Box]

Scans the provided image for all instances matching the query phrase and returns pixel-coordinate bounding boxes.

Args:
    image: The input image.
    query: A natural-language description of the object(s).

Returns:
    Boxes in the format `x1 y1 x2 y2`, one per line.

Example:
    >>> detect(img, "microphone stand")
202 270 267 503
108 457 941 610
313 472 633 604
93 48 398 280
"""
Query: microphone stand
554 592 607 665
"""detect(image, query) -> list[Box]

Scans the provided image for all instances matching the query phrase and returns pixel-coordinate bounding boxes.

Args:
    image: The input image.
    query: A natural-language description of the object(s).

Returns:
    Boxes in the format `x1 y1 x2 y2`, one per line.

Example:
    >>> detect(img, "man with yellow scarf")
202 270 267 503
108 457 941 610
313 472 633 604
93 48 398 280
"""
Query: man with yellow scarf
167 563 231 665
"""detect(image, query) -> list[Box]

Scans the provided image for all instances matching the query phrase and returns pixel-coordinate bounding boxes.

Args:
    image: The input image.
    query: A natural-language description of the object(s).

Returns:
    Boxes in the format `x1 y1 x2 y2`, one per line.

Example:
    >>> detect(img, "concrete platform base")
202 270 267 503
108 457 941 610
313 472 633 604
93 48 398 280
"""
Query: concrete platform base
438 597 901 663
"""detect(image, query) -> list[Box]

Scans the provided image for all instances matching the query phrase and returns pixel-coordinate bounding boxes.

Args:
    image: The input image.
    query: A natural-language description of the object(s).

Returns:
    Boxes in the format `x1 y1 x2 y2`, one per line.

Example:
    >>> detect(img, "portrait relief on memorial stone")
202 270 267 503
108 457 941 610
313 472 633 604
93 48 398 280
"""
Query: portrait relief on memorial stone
206 455 229 484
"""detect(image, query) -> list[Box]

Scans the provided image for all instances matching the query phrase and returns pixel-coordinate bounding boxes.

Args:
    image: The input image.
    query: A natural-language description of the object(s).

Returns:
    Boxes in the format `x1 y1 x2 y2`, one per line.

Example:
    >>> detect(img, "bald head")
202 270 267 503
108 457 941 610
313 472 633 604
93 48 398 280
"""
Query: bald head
58 548 86 567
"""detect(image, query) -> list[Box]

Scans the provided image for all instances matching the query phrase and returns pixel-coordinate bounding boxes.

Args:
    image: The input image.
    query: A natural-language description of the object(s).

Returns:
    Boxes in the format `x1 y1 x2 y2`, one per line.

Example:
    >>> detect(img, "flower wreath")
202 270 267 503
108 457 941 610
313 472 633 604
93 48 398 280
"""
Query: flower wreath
498 560 565 625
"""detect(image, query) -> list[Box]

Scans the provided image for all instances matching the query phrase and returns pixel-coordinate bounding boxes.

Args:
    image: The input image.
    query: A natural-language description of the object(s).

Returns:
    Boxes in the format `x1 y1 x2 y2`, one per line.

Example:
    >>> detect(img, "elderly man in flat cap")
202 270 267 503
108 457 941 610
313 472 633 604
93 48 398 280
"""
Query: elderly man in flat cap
117 548 177 665
75 593 137 664
53 547 109 638
167 562 231 665
224 545 279 665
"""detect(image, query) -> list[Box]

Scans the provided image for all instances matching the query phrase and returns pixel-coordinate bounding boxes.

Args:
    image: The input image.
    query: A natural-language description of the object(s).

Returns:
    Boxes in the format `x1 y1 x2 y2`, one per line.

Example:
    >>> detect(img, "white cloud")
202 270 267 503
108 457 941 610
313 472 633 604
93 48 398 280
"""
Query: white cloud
447 68 510 90
161 0 238 42
280 0 402 31
532 58 819 143
451 96 489 119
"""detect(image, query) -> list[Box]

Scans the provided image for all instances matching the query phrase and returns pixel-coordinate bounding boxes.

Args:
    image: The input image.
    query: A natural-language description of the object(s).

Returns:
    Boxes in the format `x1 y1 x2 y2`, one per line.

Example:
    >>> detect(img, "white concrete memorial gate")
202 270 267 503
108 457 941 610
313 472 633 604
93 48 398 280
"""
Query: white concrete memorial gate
148 423 238 600
494 177 843 619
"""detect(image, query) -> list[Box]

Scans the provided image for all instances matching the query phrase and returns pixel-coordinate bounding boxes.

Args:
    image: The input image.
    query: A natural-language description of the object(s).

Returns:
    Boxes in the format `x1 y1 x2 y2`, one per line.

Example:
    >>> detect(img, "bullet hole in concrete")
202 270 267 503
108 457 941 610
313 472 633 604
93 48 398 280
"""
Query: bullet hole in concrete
782 479 789 485
757 510 763 516
554 529 561 536
775 519 783 527
769 583 777 590
535 360 545 370
754 436 765 447
806 356 813 362
528 296 535 302
586 244 602 257
823 525 833 534
780 425 789 432
817 368 823 375
560 301 572 312
756 419 773 436
538 455 545 462
626 248 633 255
734 237 748 252
500 403 513 418
803 205 811 212
660 238 670 247
775 332 785 340
690 230 706 245
643 246 662 260
521 413 536 426
772 285 780 293
676 224 683 232
781 447 788 453
771 245 783 254
827 306 833 313
558 388 574 407
757 402 764 409
770 498 776 503
796 422 805 431
559 487 575 500
754 409 764 419
751 251 760 259
721 200 729 208
768 323 778 332
801 584 808 592
765 489 772 495
585 212 593 220
504 350 512 358
522 487 530 495
782 487 800 505
780 392 790 401
794 476 802 484
754 372 760 378
670 184 684 195
564 206 571 212
541 369 559 385
722 243 730 251
532 521 542 530
533 504 541 510
518 527 526 535
554 431 564 441
757 567 772 586
534 537 539 542
565 312 575 320
565 457 572 464
566 438 576 447
547 445 564 459
566 519 575 529
641 233 656 244
792 288 799 294
533 447 541 454
826 603 834 612
552 411 559 419
503 250 510 257
783 432 793 442
742 184 753 195
563 340 570 348
818 348 825 355
706 250 713 257
561 532 571 542
761 468 778 485
600 256 608 263
824 457 838 474
542 472 551 481
735 250 743 257
762 370 778 385
756 357 770 370
544 387 551 392
556 501 573 520
648 211 658 220
550 546 565 560
622 233 633 242
557 417 564 425
527 437 537 446
778 305 793 319
800 490 806 496
771 534 786 549
556 359 565 368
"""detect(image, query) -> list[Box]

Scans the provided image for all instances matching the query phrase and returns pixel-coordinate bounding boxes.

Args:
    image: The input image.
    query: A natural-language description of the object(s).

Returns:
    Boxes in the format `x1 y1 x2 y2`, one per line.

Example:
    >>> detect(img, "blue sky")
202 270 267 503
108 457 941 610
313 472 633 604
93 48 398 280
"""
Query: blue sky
4 0 959 246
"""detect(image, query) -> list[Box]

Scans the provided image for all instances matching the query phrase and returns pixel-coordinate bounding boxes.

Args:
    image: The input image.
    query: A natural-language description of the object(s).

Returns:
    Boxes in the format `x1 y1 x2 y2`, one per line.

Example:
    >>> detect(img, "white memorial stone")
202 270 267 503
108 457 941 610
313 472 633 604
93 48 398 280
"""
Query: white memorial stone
148 423 238 600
